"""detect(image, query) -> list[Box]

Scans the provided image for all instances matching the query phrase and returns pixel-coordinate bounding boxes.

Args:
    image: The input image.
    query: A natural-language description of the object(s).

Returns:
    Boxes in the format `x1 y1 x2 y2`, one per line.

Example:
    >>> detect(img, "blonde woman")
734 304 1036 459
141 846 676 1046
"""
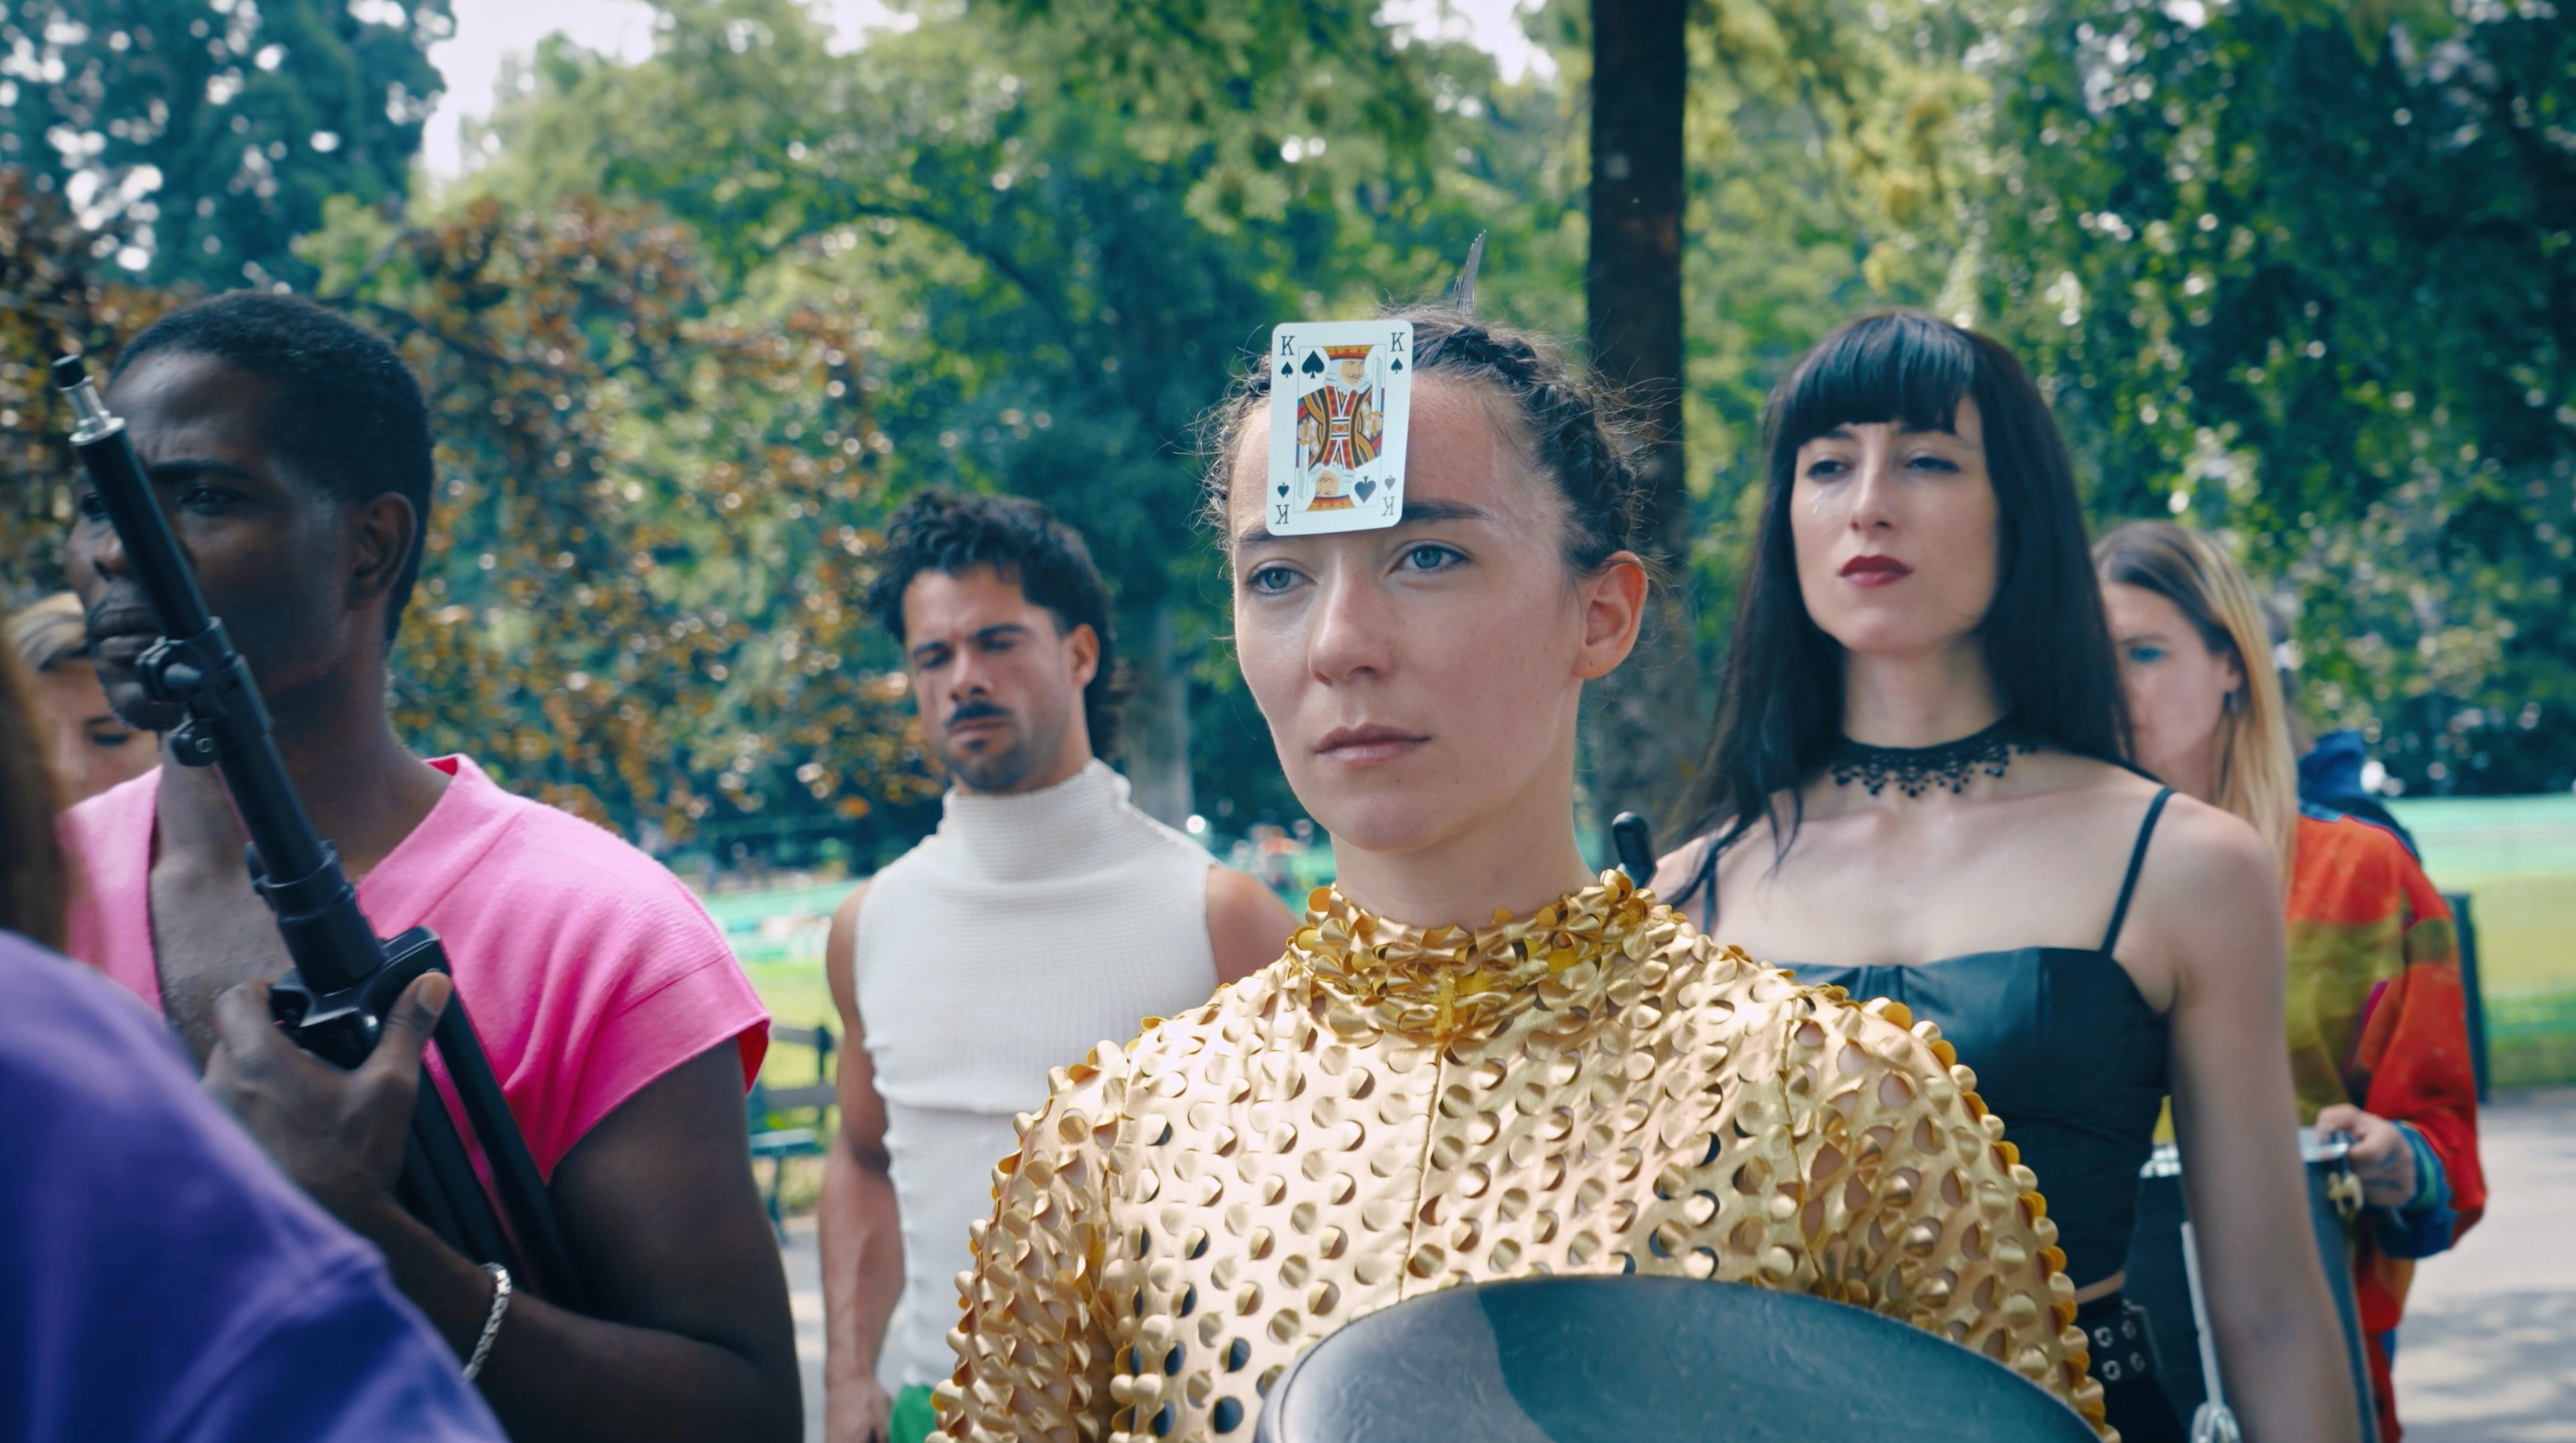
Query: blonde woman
6 592 157 804
2098 521 2483 1442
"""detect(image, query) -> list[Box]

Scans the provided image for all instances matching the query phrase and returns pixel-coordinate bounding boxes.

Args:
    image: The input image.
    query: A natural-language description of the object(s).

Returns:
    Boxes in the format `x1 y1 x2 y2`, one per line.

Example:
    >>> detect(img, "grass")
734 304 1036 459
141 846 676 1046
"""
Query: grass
739 960 841 1217
2450 873 2576 993
746 960 837 1069
2446 869 2576 1088
709 803 2576 1111
2489 990 2576 1089
2383 798 2576 1089
2460 879 2576 1088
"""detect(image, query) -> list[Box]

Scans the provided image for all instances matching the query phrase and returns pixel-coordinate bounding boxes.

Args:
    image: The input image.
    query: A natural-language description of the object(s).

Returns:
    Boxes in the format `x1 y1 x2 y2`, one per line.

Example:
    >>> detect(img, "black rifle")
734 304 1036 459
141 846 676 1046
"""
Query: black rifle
54 355 586 1310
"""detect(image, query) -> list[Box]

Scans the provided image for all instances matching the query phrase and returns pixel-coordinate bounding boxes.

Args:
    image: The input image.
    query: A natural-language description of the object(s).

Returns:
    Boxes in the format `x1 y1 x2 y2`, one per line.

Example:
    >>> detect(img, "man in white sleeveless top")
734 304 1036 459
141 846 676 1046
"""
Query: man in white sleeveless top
820 491 1292 1443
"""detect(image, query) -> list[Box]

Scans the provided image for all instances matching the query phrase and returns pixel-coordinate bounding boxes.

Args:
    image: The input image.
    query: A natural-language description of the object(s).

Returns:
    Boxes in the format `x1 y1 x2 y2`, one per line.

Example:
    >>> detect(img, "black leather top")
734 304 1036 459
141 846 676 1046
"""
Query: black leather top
1783 945 2171 1286
1727 788 2179 1289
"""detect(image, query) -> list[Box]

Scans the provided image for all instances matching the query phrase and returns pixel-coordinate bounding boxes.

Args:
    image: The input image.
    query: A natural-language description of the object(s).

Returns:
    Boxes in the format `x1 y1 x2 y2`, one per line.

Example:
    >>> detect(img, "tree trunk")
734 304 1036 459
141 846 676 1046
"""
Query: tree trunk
1120 604 1197 828
1585 0 1698 845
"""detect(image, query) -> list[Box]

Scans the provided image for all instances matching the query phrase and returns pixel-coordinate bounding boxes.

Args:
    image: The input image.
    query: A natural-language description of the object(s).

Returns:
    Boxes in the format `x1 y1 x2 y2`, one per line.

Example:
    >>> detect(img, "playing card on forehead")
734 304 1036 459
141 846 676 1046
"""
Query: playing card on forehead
1266 320 1412 536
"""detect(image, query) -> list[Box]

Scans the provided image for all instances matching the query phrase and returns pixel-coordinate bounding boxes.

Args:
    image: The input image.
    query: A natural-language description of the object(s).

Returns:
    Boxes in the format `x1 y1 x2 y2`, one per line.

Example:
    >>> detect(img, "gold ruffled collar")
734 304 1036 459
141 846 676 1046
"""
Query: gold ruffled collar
1284 872 1677 1040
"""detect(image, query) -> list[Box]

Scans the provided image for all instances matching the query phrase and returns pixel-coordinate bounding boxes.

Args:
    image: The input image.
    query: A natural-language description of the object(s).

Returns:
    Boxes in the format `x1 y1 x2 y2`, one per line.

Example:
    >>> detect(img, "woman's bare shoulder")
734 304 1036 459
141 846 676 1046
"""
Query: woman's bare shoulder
2016 748 2162 803
2141 789 2274 879
2025 756 2274 899
1650 832 1715 901
2122 792 2282 991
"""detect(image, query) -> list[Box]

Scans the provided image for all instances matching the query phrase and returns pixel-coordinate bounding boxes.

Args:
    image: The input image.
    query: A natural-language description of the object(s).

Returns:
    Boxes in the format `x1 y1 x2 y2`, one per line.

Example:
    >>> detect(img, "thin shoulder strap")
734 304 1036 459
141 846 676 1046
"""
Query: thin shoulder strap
2100 787 2176 955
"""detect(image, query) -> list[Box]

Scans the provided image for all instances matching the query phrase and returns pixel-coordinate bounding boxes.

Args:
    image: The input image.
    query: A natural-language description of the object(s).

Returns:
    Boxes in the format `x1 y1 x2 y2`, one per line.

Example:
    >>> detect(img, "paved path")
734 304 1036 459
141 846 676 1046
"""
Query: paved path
2391 1086 2576 1441
781 1090 2576 1442
784 1217 828 1443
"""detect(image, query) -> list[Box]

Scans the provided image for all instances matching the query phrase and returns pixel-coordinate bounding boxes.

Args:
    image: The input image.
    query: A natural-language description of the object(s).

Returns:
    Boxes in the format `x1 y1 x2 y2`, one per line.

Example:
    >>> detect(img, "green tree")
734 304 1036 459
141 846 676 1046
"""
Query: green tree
0 0 447 288
1527 0 2004 835
434 0 1529 836
298 193 939 855
0 166 180 606
1980 0 2576 794
4 171 935 859
981 0 1441 235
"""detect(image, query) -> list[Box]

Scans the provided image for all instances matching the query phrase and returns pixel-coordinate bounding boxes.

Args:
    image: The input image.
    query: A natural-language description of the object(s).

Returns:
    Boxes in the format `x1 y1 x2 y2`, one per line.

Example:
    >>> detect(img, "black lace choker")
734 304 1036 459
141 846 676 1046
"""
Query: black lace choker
1827 719 2037 798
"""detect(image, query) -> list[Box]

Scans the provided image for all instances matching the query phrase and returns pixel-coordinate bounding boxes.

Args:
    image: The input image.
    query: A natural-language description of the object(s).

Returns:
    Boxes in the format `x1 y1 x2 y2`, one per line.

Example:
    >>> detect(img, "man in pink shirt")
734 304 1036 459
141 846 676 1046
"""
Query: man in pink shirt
58 292 800 1441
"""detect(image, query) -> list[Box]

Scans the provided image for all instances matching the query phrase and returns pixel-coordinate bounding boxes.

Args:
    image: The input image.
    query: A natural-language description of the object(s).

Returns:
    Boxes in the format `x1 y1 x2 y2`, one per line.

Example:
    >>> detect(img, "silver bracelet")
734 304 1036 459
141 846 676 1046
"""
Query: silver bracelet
463 1262 513 1382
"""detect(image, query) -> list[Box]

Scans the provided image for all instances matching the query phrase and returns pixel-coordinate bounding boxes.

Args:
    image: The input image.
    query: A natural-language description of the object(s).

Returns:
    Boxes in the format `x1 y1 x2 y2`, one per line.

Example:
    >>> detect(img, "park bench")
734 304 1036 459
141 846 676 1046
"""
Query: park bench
749 1020 837 1240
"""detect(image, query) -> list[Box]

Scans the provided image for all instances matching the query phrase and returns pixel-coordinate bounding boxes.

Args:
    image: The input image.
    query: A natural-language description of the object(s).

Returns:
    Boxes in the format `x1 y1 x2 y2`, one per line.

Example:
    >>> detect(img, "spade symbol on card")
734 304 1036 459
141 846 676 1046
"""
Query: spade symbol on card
1389 358 1403 370
1276 482 1289 497
1301 351 1325 376
1354 479 1376 502
1281 361 1294 376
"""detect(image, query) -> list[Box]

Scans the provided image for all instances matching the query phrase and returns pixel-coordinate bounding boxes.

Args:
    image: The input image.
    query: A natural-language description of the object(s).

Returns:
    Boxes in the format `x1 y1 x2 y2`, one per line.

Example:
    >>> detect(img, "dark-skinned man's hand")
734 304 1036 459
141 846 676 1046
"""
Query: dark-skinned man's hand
203 972 451 1223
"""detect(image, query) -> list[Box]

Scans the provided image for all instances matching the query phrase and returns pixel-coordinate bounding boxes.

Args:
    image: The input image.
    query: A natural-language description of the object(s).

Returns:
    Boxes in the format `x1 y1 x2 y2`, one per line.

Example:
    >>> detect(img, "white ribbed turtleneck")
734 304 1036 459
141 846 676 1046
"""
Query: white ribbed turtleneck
852 759 1219 1392
935 758 1195 883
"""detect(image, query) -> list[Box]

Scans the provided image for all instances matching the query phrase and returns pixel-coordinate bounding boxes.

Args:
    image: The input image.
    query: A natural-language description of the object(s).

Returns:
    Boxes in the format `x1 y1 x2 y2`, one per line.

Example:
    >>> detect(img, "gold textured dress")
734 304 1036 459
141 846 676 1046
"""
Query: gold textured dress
930 875 2111 1441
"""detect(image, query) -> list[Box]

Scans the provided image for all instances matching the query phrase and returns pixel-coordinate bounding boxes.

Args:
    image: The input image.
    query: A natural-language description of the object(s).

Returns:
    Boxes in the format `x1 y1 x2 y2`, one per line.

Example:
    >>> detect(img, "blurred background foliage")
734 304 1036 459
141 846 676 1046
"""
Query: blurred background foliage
0 0 451 288
1980 0 2575 798
2 0 2572 876
300 191 941 848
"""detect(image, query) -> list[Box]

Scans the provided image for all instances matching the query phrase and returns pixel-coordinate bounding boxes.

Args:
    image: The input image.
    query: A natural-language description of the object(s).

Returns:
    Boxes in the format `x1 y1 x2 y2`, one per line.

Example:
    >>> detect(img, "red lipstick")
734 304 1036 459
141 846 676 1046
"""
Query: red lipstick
1839 554 1912 588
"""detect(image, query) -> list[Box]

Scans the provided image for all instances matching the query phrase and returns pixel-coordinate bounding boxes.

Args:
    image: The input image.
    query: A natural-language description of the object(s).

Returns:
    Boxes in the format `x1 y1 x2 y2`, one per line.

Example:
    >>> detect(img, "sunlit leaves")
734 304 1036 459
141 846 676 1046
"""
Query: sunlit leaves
0 0 448 288
0 168 181 604
982 0 1440 232
438 0 1527 831
302 193 938 842
1981 0 2576 794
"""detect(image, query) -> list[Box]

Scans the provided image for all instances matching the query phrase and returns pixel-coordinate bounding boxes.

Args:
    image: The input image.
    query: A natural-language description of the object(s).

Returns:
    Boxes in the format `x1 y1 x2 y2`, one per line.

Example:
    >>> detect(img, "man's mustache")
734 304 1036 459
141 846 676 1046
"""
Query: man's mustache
946 701 1012 730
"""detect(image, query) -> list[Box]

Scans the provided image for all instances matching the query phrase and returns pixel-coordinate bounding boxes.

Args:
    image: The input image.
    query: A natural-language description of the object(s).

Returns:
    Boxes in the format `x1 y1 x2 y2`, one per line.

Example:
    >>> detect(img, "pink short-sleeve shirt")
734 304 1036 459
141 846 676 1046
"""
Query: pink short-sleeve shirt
62 756 770 1178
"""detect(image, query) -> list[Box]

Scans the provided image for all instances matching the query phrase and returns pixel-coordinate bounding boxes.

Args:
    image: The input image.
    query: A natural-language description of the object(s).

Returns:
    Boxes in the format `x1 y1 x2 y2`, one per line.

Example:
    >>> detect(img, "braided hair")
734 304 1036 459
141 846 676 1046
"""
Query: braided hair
1201 308 1650 580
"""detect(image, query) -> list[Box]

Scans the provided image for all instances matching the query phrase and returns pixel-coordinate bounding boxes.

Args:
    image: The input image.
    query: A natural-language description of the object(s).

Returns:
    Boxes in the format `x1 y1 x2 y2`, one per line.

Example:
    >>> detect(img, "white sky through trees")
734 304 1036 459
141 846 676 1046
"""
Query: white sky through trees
421 0 1546 179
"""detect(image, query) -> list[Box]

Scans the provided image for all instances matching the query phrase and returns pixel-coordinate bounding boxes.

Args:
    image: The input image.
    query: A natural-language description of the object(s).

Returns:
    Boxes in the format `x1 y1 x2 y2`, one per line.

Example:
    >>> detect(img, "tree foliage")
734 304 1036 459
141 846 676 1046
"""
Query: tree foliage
979 0 1441 233
299 193 939 850
431 0 1530 831
1680 0 1995 490
1981 0 2576 794
10 0 2574 869
1 171 938 860
0 167 178 606
0 0 447 288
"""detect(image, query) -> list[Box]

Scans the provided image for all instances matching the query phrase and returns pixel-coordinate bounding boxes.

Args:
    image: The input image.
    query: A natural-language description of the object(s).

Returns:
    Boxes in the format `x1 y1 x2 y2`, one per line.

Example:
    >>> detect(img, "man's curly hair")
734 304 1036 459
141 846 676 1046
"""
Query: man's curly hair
863 489 1126 759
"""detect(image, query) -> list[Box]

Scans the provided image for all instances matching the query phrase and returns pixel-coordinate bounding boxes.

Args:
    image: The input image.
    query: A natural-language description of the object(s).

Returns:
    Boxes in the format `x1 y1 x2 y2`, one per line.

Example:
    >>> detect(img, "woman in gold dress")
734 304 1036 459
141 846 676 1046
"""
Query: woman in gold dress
929 311 2108 1442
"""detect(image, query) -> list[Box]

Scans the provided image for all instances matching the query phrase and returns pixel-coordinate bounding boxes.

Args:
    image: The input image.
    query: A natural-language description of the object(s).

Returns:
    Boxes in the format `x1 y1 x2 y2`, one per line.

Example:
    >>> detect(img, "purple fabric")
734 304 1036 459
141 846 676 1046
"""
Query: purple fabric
0 929 505 1443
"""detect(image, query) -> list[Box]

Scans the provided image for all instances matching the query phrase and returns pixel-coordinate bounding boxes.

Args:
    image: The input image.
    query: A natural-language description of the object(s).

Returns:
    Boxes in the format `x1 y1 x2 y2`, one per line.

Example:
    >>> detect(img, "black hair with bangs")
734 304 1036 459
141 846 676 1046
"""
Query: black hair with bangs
1673 311 2129 869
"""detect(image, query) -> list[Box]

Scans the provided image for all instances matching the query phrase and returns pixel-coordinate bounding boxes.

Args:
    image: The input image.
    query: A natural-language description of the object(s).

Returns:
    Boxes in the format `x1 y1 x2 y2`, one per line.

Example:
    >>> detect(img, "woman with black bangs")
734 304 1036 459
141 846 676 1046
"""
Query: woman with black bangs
1656 312 2356 1442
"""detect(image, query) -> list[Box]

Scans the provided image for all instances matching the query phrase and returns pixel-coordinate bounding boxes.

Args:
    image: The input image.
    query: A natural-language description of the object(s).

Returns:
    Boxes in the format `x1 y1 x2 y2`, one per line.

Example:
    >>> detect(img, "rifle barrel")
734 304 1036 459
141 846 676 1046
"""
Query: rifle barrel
57 355 373 990
55 358 214 640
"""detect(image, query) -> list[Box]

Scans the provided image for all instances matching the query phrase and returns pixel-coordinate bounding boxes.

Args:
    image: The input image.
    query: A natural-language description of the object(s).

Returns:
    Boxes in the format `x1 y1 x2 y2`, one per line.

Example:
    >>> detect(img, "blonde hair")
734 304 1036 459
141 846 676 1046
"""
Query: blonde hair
2095 522 2299 879
0 605 69 949
7 592 90 673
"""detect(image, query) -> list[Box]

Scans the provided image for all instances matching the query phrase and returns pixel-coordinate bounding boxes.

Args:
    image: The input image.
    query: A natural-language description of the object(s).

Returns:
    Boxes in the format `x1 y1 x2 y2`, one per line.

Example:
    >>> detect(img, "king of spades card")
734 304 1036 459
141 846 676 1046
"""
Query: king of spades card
1266 320 1413 536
